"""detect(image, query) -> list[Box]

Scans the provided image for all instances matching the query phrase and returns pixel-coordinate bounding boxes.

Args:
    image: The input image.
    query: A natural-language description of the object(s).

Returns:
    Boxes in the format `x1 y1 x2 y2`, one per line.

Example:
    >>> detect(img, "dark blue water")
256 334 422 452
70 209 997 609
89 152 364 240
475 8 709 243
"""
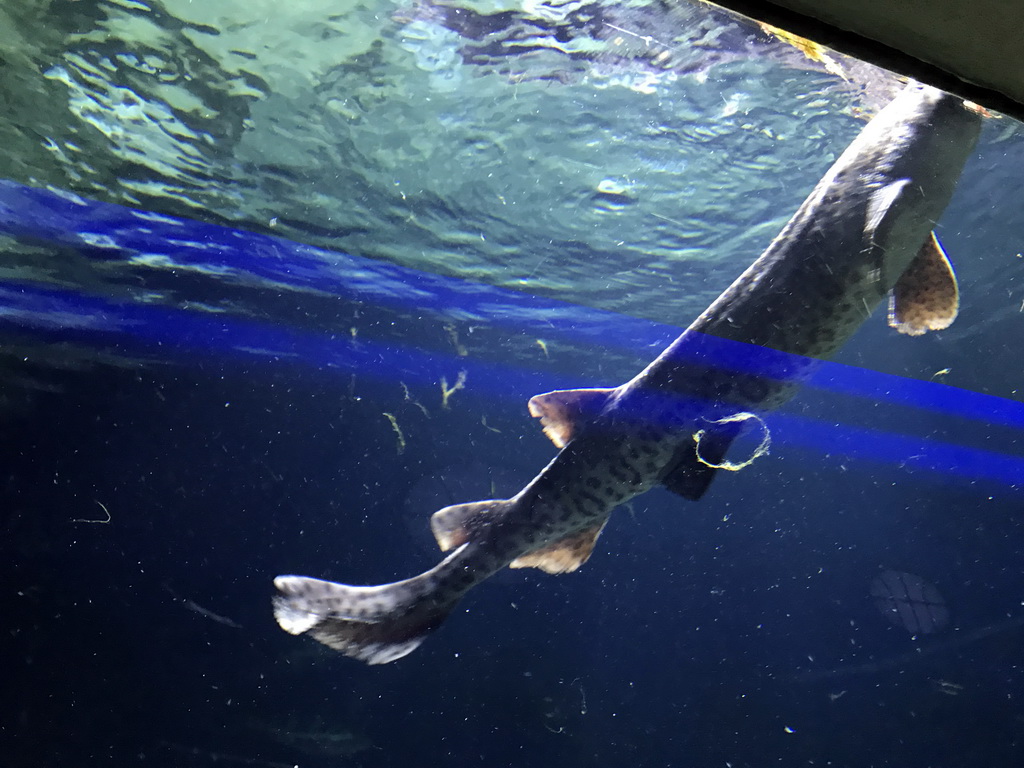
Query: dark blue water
2 173 1024 768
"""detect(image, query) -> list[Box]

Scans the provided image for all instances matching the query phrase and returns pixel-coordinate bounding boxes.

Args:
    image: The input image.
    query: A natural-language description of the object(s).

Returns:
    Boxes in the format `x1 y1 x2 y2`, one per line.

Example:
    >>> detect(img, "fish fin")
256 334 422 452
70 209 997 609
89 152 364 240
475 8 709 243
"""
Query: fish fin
273 554 465 664
887 231 959 335
527 387 615 448
509 518 609 574
431 499 511 551
660 425 740 501
865 179 910 243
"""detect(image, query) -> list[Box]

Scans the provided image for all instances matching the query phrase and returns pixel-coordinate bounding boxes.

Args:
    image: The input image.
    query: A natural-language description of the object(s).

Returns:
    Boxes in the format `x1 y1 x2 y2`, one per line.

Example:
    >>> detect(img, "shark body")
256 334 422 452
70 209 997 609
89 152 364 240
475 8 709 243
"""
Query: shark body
273 84 981 664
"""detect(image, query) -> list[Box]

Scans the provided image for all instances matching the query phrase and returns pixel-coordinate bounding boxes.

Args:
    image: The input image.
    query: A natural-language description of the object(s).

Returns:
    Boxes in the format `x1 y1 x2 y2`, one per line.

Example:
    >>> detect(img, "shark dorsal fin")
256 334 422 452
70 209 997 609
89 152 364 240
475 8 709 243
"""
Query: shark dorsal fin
431 499 510 551
509 518 609 574
888 231 959 335
527 387 616 448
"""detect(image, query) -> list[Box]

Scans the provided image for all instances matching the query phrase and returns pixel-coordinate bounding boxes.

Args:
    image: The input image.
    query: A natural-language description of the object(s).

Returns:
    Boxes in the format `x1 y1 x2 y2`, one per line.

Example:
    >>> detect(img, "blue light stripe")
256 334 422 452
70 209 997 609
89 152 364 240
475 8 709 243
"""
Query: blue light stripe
1 180 1022 488
0 280 1020 491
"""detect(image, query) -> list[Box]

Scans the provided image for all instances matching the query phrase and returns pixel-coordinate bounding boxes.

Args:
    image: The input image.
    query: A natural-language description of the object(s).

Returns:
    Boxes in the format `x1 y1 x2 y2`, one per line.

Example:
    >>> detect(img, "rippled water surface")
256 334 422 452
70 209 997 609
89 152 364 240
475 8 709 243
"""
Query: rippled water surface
3 0 910 315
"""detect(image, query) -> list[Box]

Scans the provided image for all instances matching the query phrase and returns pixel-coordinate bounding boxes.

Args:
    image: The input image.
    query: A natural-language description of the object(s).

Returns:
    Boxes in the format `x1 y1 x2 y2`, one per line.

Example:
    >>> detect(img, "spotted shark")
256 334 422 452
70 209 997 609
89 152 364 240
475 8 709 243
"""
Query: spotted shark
273 83 982 664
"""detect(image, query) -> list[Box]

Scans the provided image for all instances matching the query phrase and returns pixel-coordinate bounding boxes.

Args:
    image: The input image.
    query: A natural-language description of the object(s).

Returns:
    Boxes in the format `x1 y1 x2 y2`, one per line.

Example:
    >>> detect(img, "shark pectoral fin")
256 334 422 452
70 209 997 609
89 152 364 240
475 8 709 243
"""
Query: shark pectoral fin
527 387 616 448
865 179 910 244
660 422 742 501
430 499 509 551
887 231 959 336
661 449 718 501
510 518 609 574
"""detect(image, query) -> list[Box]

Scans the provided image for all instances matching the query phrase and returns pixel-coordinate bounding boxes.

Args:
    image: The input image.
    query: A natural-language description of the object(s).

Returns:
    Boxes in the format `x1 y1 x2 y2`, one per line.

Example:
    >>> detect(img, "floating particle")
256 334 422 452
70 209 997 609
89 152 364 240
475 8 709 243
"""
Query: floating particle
382 412 406 454
441 370 467 409
693 412 771 471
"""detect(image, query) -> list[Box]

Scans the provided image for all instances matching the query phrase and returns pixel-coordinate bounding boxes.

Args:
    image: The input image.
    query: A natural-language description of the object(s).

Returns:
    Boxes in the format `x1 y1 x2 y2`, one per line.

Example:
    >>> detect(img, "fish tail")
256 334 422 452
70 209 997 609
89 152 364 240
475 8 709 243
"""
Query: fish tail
273 545 469 665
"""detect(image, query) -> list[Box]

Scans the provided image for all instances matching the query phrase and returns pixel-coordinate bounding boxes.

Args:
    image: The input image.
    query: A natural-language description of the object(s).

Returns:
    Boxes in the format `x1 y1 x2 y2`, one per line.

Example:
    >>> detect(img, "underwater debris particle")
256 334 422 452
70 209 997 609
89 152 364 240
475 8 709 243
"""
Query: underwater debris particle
535 339 550 358
758 22 847 80
931 679 964 696
184 598 243 628
440 370 467 409
382 412 406 454
72 500 111 524
572 678 588 715
693 412 771 471
444 323 468 357
162 583 242 629
401 381 430 417
481 416 501 433
650 211 686 228
604 21 670 51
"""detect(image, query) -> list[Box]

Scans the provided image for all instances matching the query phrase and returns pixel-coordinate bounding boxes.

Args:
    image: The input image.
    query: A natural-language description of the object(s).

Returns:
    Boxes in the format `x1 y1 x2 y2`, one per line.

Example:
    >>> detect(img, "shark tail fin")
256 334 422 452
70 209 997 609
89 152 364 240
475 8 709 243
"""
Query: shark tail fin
273 550 467 664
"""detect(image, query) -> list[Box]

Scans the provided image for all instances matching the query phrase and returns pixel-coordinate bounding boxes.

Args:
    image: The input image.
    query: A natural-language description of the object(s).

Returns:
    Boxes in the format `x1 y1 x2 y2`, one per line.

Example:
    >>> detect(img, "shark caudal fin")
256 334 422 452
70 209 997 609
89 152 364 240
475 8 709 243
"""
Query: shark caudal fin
272 548 468 664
